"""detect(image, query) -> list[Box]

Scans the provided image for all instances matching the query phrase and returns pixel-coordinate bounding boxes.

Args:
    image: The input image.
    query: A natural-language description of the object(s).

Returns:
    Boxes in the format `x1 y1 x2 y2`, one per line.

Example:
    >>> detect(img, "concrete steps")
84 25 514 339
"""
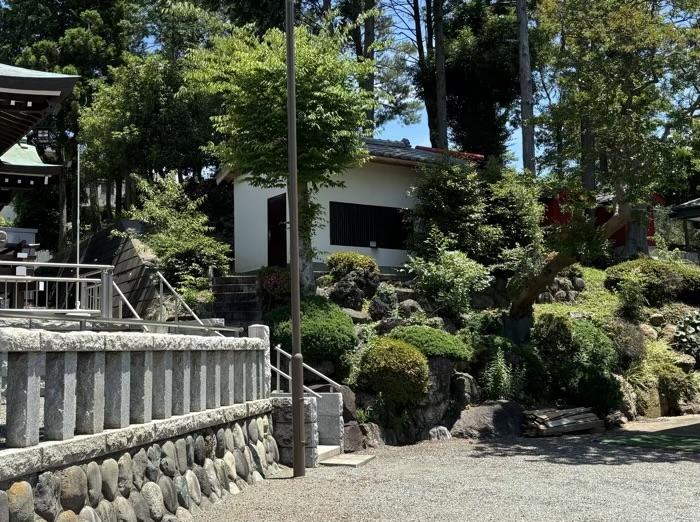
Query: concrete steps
317 445 342 463
210 275 263 332
320 453 376 468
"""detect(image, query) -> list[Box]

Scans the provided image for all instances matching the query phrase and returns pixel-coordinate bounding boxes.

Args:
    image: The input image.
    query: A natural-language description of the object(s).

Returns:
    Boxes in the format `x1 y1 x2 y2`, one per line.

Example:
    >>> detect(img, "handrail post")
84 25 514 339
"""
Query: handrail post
100 270 113 318
276 348 281 392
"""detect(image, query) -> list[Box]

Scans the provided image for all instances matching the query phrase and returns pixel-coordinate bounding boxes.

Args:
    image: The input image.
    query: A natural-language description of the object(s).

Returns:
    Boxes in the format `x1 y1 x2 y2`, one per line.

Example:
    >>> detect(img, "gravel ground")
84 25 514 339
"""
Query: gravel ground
194 435 700 522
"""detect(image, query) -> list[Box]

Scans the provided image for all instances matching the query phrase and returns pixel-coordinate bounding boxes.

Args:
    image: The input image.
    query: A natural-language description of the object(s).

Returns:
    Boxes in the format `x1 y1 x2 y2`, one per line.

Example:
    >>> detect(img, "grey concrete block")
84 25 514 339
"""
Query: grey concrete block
248 325 271 399
206 351 221 410
44 352 77 440
152 351 173 419
244 352 257 403
278 446 318 468
6 352 42 447
131 351 153 424
273 422 318 448
220 351 235 406
233 351 246 404
76 352 105 435
172 351 191 415
190 351 207 412
316 393 343 416
105 352 131 429
316 416 344 446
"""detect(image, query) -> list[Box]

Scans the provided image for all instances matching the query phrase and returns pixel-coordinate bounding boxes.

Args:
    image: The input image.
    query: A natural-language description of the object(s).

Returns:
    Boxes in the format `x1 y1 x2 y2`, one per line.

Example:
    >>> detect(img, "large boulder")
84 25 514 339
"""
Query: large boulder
344 270 379 299
452 372 480 408
340 385 357 423
412 357 456 431
398 299 423 319
343 308 371 324
368 297 393 321
450 401 524 439
328 279 363 311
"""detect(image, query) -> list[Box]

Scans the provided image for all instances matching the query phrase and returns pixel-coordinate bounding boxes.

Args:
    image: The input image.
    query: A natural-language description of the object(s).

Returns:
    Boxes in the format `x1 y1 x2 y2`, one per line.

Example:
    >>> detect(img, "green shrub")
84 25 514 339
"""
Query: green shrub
357 337 430 409
257 266 291 312
605 257 700 306
375 282 398 307
462 311 503 337
673 310 700 364
326 252 378 281
406 229 490 317
480 348 525 401
602 319 647 372
265 296 358 363
389 325 472 361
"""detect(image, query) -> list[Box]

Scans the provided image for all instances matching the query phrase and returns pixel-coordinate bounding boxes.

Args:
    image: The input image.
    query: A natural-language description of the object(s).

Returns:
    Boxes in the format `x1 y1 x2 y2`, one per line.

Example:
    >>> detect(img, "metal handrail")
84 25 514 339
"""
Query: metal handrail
0 310 243 334
0 261 115 270
270 366 321 398
112 281 148 332
273 344 342 393
0 276 101 283
154 271 224 338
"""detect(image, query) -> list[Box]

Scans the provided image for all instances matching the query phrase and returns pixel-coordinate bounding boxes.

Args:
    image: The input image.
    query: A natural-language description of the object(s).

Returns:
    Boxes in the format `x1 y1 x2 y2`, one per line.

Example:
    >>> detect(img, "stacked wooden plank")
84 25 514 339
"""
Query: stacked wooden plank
523 407 605 437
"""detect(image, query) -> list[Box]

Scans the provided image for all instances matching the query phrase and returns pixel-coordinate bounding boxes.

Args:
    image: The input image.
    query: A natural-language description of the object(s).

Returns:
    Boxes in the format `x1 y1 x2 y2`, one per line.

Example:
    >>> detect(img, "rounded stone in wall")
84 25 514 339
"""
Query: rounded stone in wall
242 447 255 484
265 434 280 464
222 452 236 481
232 448 249 481
191 465 210 498
127 489 151 522
77 506 100 522
215 429 226 458
160 457 178 478
203 430 216 460
231 424 246 450
55 510 79 522
112 497 137 522
247 420 259 445
223 429 234 453
118 453 133 499
157 475 178 515
0 490 9 522
262 415 270 435
213 460 229 495
173 476 191 510
256 418 265 440
203 459 221 498
147 445 162 475
209 492 220 504
175 507 194 522
193 436 206 466
60 466 88 513
140 482 164 522
161 515 179 522
34 471 61 522
228 482 241 495
131 449 150 491
161 442 178 471
174 439 188 475
85 462 102 508
8 481 35 522
95 499 117 522
185 436 195 469
100 459 119 502
233 478 248 493
183 471 201 506
252 471 264 484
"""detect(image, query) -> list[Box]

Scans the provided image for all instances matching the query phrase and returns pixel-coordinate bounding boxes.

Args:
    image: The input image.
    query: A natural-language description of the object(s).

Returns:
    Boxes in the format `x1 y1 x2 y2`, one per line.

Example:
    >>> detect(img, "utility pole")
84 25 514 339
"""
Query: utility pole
285 0 306 478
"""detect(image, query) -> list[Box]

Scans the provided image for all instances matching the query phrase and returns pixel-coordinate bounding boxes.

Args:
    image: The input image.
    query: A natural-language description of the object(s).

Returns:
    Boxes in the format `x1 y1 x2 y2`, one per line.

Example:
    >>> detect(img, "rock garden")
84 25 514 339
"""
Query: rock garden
259 248 700 448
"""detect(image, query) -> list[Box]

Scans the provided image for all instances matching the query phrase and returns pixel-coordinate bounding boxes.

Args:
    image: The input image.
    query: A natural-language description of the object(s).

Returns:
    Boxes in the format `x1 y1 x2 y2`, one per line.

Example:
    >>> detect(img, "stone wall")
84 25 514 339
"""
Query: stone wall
270 394 319 468
0 410 279 522
315 393 344 451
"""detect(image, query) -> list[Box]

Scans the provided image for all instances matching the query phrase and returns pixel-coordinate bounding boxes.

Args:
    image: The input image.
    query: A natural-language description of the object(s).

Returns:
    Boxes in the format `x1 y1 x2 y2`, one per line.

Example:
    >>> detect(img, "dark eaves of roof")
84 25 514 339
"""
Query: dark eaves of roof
363 138 484 165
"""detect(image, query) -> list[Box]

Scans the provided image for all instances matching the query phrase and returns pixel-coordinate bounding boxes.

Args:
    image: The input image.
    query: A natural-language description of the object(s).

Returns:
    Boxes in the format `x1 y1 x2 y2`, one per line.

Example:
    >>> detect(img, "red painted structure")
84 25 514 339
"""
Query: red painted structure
542 193 666 248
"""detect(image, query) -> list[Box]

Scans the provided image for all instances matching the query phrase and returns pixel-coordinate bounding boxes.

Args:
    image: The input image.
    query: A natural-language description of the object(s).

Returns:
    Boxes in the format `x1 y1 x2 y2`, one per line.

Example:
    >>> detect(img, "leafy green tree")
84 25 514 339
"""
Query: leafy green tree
509 0 700 319
185 24 376 293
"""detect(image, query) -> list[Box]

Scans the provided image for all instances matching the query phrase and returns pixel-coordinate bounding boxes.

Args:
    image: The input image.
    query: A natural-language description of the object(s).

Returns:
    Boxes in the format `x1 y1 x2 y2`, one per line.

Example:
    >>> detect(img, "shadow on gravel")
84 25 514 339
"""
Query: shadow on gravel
468 435 700 466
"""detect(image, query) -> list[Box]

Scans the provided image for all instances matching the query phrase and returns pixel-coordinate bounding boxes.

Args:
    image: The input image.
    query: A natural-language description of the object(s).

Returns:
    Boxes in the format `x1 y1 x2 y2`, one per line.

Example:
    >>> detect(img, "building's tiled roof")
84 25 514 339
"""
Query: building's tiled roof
363 138 484 164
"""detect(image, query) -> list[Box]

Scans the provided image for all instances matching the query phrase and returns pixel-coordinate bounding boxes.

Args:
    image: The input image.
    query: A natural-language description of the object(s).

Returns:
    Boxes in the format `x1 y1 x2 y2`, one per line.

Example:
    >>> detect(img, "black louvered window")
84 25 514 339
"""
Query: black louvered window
329 202 407 250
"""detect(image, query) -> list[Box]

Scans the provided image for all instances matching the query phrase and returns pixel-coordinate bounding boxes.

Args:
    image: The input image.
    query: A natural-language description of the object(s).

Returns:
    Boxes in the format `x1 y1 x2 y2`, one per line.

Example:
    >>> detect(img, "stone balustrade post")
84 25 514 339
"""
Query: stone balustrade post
249 325 271 399
233 350 246 404
6 352 42 447
206 351 222 409
172 351 191 415
76 352 105 434
104 352 131 429
44 352 77 440
152 351 173 419
190 351 207 412
131 351 153 424
220 350 235 406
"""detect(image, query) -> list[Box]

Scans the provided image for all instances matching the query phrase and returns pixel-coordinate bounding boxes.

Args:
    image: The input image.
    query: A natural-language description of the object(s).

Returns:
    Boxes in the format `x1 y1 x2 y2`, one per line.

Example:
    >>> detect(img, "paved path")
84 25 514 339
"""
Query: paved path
193 434 700 522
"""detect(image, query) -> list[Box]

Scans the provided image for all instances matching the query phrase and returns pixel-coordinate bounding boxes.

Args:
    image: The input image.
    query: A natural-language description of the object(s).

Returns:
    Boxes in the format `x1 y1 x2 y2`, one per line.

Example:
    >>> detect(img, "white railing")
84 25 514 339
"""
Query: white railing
272 344 342 398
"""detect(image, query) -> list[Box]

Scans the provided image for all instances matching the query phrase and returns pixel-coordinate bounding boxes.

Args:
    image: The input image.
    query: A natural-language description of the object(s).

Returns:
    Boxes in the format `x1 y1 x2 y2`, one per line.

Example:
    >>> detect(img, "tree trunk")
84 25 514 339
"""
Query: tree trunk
434 0 448 149
363 0 376 134
510 204 633 319
115 178 123 218
581 118 596 191
89 183 101 233
58 168 68 253
621 206 650 258
297 182 316 296
517 0 535 174
105 181 113 221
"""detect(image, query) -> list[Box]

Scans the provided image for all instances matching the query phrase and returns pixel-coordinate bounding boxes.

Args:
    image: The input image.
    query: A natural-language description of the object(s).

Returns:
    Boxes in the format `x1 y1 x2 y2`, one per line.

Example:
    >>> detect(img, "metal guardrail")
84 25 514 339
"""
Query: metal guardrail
273 344 341 397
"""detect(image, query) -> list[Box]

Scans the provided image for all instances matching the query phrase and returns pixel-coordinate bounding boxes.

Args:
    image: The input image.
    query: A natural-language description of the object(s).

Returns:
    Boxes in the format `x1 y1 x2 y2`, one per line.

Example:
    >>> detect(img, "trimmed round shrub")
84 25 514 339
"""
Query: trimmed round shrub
265 296 358 363
357 337 430 408
326 251 378 281
389 325 472 361
605 257 700 306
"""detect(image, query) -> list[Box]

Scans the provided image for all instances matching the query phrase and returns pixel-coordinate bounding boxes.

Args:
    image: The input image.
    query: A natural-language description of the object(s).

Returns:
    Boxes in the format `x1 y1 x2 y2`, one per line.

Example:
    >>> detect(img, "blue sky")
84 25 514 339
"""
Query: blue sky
379 107 524 169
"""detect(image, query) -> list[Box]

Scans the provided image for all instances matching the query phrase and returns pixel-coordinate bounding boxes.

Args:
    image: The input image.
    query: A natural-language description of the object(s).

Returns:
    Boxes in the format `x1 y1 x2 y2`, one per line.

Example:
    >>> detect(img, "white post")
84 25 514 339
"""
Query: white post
76 143 81 310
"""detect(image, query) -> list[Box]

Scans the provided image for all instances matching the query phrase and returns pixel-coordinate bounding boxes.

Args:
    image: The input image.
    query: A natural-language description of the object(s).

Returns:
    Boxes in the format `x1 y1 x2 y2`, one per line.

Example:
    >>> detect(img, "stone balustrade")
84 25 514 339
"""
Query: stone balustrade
0 325 271 450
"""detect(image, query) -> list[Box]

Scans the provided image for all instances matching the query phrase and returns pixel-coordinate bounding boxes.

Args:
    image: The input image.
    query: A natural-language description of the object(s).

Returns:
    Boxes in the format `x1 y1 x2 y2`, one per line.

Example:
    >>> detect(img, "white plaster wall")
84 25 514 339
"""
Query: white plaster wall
233 162 418 273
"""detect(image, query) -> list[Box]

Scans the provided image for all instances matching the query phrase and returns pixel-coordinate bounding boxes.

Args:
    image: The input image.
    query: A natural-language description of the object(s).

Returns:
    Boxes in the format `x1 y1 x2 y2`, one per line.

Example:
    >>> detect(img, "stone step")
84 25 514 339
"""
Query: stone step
211 284 258 293
214 292 259 303
317 445 342 462
216 310 264 322
212 301 263 313
212 276 258 285
320 453 376 468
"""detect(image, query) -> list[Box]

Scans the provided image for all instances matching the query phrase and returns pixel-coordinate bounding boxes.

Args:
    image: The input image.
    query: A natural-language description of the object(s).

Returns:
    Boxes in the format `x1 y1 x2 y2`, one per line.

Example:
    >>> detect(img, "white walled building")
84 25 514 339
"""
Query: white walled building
218 138 481 273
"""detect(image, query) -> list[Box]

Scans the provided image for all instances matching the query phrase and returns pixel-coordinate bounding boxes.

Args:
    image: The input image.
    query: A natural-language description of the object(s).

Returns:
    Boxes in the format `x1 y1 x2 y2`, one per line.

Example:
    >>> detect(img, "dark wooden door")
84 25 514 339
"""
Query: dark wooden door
267 193 287 267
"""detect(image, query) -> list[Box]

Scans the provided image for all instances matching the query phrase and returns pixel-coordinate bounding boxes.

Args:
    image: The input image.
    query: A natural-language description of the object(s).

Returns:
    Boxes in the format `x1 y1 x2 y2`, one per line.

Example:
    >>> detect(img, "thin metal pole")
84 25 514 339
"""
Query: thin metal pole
286 0 305 478
76 144 81 310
